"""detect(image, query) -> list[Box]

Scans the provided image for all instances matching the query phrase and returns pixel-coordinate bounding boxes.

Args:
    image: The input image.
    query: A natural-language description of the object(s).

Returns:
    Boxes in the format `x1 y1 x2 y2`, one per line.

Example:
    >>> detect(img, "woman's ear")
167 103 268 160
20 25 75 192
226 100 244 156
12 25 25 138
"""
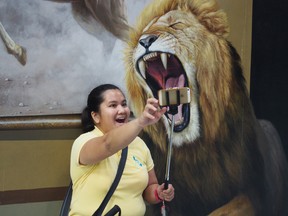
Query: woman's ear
91 111 100 124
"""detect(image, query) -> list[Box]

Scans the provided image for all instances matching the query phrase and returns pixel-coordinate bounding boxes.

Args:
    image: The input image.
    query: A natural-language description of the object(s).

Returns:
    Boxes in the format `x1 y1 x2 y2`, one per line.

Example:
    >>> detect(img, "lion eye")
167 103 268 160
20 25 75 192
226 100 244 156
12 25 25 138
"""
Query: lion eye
170 22 186 30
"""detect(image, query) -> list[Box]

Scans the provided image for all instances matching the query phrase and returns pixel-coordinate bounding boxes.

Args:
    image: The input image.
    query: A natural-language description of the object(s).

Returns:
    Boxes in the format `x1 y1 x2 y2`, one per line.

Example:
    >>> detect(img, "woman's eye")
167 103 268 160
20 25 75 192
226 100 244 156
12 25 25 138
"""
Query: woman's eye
110 104 117 108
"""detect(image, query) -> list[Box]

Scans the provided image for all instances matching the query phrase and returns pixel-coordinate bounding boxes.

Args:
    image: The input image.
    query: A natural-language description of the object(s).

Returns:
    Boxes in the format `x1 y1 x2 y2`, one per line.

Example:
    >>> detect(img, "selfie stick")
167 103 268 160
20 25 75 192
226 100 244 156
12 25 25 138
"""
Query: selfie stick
161 105 178 216
164 107 176 189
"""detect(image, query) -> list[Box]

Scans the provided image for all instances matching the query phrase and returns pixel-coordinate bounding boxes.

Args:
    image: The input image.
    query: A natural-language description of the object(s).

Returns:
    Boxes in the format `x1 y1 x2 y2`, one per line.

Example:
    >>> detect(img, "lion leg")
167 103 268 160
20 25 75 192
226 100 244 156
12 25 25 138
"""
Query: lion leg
208 195 255 216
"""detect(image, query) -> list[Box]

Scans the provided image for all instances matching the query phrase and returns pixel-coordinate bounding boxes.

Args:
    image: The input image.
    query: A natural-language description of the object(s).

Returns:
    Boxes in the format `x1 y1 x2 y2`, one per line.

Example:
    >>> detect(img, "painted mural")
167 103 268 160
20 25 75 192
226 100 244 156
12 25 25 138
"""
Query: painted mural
0 0 151 117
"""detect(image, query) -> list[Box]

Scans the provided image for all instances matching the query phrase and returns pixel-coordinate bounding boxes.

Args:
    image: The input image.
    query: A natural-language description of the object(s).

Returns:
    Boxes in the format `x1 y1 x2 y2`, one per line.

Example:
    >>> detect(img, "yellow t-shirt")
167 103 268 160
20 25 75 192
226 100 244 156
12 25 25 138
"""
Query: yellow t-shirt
69 126 154 216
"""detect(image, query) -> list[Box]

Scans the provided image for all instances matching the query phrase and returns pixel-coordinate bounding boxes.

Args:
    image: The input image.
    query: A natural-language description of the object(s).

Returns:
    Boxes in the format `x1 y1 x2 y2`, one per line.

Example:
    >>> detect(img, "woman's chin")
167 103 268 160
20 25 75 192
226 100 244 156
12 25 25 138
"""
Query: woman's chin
115 122 126 127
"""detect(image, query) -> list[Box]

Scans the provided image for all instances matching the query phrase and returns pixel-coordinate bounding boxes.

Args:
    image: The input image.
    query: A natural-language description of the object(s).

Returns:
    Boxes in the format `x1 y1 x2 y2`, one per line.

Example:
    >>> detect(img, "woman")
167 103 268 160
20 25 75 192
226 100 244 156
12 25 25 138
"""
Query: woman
69 84 175 216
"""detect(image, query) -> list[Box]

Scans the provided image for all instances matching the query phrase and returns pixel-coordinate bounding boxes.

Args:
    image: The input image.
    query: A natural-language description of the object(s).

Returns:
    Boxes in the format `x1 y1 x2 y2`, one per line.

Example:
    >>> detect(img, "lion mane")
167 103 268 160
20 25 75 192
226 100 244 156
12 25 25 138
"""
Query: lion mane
124 0 288 215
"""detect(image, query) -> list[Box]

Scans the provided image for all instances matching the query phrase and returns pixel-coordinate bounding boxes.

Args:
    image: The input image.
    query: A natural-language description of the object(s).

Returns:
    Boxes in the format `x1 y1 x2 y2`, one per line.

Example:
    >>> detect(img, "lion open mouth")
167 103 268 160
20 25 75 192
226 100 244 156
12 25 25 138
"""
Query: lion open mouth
136 51 190 132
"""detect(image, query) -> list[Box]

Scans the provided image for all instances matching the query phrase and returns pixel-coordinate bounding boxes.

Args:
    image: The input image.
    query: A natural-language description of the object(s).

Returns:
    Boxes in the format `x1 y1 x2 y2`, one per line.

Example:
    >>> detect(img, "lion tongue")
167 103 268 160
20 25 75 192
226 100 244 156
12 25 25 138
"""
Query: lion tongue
165 74 185 88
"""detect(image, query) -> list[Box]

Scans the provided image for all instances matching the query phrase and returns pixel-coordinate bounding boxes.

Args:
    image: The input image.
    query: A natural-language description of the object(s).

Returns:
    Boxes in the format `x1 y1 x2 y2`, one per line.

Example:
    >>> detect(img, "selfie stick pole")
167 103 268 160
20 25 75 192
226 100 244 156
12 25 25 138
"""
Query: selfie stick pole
161 105 177 216
164 110 175 189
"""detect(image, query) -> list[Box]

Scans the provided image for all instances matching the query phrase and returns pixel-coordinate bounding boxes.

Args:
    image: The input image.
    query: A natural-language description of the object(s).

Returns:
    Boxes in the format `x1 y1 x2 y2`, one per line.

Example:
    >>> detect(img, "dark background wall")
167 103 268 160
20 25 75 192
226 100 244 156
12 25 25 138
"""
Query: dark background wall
250 0 288 157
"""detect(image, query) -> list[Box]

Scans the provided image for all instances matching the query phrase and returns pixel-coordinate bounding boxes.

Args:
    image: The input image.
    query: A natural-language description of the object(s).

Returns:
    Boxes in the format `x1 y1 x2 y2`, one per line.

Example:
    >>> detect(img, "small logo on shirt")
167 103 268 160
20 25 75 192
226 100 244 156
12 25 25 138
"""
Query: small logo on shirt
133 156 143 167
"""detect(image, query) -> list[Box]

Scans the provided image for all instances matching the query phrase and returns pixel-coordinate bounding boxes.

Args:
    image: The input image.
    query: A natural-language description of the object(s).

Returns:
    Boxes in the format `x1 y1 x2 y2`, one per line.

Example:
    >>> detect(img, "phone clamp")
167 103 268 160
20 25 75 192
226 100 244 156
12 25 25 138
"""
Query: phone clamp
167 105 178 115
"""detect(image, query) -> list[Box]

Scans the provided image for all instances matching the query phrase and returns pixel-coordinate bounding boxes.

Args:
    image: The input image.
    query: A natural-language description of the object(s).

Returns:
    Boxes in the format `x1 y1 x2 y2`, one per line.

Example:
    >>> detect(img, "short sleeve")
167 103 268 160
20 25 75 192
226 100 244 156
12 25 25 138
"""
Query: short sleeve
70 128 103 181
71 132 95 167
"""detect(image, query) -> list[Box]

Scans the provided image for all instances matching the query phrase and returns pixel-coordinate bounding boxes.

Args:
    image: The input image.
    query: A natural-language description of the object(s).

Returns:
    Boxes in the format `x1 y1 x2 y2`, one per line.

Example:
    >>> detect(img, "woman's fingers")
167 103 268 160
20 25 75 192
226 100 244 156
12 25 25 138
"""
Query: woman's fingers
139 98 167 127
145 99 165 119
163 184 175 201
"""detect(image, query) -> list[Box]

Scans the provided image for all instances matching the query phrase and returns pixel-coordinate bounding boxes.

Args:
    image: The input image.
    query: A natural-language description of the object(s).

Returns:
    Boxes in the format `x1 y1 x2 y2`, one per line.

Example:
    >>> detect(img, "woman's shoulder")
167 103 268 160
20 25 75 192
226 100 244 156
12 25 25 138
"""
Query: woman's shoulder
74 131 94 143
72 128 99 150
74 127 102 143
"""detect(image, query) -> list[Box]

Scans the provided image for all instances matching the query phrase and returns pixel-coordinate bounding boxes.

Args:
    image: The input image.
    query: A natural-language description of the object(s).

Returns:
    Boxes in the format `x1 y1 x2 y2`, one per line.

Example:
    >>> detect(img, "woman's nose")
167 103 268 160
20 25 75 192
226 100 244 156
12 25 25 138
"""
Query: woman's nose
117 105 126 113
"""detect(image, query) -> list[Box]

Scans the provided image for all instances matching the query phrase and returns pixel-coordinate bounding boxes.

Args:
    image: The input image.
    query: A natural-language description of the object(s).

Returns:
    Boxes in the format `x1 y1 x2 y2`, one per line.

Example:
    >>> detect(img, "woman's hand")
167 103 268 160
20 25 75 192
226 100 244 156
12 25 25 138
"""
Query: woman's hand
157 183 175 202
138 98 167 128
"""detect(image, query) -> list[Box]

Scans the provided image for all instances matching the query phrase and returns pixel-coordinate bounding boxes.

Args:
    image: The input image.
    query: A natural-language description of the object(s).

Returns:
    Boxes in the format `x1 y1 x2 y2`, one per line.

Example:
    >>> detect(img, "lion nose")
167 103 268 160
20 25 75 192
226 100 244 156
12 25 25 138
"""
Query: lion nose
139 35 158 49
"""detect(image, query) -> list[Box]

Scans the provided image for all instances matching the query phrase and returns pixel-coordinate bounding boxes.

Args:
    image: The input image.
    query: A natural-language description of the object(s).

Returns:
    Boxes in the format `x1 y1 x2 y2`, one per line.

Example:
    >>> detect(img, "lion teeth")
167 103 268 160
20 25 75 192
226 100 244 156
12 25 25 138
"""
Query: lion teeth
143 52 157 61
139 52 168 78
138 59 146 79
160 53 167 70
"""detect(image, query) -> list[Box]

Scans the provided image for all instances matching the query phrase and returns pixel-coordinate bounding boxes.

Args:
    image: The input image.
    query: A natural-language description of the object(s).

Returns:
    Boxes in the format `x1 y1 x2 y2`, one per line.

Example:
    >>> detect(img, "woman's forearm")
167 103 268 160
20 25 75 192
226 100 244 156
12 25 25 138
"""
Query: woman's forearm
143 184 162 204
80 118 144 164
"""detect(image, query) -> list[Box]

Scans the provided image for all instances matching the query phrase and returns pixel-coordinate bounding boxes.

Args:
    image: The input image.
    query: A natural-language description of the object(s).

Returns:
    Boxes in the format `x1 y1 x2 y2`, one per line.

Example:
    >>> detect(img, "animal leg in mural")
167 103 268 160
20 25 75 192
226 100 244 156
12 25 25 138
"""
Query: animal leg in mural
47 0 131 56
0 21 27 66
124 0 288 215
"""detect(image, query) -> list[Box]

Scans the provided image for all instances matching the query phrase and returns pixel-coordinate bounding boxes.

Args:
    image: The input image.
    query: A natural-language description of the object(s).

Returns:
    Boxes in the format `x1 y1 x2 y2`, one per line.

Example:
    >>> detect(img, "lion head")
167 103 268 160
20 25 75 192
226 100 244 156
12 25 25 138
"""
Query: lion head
124 0 251 151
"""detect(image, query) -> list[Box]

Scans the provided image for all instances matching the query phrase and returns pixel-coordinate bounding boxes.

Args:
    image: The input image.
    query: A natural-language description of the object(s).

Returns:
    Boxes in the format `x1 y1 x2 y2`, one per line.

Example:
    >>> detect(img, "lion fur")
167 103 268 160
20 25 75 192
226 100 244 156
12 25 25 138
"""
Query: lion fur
124 0 288 215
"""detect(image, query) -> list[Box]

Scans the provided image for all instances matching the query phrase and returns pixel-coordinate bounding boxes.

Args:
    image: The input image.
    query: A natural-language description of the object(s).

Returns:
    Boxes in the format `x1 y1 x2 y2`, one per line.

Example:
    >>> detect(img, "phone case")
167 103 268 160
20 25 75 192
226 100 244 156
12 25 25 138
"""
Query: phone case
158 87 191 106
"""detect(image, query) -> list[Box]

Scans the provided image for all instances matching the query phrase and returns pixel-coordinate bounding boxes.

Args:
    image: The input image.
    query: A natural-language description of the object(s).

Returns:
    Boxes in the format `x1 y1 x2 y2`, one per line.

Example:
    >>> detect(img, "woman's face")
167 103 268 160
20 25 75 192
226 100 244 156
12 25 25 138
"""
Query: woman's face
92 89 130 133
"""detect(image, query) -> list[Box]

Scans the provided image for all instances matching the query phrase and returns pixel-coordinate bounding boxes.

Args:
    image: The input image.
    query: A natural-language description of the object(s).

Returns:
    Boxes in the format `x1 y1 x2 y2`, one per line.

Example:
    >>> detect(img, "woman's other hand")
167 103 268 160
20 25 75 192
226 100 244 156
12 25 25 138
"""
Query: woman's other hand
157 183 175 202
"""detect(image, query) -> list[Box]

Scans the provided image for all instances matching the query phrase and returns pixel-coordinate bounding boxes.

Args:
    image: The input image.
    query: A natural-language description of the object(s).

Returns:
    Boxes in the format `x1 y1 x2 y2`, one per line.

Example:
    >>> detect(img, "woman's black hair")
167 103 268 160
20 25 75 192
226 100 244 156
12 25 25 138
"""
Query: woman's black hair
81 84 122 133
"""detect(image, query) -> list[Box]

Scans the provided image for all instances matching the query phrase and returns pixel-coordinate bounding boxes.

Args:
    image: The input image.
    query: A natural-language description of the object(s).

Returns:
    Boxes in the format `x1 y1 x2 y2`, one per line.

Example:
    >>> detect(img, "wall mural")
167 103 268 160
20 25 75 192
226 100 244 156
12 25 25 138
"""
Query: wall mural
0 0 151 117
123 1 288 215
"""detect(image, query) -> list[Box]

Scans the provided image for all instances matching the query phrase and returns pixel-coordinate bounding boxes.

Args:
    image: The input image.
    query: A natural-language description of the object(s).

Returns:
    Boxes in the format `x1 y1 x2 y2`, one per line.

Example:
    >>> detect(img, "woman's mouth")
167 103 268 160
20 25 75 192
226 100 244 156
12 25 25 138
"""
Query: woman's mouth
116 118 126 124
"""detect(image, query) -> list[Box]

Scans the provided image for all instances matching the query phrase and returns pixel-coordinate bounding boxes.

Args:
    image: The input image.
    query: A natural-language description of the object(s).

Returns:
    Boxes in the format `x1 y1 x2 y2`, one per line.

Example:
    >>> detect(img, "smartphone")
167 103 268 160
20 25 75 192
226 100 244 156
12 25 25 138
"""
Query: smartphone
158 87 191 106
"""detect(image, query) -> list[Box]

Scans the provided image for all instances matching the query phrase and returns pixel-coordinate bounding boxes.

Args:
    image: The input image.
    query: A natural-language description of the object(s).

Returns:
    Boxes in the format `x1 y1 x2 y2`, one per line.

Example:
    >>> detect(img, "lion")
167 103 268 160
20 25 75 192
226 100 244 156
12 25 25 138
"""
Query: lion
123 0 288 215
